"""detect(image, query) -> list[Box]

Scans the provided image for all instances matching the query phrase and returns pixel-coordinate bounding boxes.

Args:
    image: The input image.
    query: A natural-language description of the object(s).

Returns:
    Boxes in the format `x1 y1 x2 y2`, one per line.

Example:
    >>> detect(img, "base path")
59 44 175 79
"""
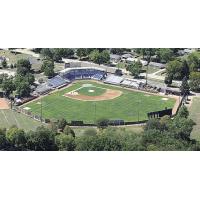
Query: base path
0 98 10 109
64 89 122 101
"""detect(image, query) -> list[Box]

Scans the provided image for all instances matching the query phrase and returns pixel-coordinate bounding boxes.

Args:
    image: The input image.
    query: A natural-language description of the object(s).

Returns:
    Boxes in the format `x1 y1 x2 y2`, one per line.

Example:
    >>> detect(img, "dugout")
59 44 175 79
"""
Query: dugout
147 108 172 119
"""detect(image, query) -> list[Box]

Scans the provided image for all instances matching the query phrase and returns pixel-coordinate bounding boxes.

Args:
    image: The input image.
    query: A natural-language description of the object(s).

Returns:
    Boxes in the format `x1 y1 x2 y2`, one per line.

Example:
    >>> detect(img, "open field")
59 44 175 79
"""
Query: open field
189 97 200 141
0 109 43 131
22 80 176 123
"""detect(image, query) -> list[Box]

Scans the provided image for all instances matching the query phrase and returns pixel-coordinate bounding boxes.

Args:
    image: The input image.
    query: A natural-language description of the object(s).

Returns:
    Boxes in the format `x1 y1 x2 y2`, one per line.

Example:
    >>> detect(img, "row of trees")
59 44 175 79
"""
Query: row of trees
38 48 111 65
0 106 198 151
134 48 177 63
165 52 200 92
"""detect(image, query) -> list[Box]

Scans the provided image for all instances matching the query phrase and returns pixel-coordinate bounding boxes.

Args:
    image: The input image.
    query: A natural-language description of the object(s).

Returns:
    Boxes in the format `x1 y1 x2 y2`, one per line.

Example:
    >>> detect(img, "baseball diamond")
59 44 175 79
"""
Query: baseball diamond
22 80 176 123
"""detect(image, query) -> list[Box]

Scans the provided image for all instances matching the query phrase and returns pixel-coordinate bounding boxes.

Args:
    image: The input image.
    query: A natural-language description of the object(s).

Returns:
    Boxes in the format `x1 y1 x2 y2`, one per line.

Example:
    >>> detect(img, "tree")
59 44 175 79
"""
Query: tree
14 75 31 97
144 118 161 131
168 116 195 141
76 48 88 59
89 49 100 63
16 59 32 76
52 48 63 62
57 118 67 131
99 50 110 64
127 60 142 78
177 106 189 119
187 52 200 72
166 59 184 81
180 76 190 95
1 59 7 68
2 77 15 97
155 48 173 63
60 48 74 58
55 134 75 151
164 74 173 86
40 48 54 59
89 50 110 65
182 60 190 79
110 48 126 55
96 118 109 129
189 72 200 92
63 125 75 137
6 127 27 150
26 126 57 151
15 80 31 97
0 128 8 150
41 59 54 78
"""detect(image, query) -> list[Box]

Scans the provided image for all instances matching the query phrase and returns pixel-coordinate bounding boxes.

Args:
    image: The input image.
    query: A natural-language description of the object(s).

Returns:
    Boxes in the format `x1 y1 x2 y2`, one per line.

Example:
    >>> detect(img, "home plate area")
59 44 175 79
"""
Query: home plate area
64 84 122 101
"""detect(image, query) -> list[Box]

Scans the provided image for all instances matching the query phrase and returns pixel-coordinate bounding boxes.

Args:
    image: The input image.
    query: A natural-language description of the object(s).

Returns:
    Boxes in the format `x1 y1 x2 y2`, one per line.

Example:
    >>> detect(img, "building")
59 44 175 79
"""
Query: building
110 54 121 65
149 62 166 69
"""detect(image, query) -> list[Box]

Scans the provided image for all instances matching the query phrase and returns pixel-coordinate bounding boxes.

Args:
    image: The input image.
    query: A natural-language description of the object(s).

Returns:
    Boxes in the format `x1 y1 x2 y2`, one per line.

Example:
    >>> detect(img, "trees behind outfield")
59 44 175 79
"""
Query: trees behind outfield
0 107 199 151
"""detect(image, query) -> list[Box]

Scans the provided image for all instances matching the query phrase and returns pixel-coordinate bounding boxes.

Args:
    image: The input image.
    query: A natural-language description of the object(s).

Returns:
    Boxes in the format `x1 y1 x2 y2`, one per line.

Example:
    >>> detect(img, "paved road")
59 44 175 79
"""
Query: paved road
12 48 40 58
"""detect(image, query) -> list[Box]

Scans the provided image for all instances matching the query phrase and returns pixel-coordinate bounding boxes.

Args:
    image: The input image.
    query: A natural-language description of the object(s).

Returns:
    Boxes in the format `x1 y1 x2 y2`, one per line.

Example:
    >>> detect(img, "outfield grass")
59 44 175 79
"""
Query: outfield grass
189 97 200 141
22 80 175 123
0 109 43 131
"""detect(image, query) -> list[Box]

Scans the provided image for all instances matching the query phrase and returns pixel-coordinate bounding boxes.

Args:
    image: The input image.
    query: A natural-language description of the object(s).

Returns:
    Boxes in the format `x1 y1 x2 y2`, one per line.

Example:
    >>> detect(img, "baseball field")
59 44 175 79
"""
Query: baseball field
22 80 176 123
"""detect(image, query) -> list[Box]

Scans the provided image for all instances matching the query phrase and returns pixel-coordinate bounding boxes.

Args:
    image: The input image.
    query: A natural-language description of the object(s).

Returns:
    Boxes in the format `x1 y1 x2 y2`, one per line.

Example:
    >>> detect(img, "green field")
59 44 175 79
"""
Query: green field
0 109 43 131
76 85 106 96
189 97 200 141
22 80 175 123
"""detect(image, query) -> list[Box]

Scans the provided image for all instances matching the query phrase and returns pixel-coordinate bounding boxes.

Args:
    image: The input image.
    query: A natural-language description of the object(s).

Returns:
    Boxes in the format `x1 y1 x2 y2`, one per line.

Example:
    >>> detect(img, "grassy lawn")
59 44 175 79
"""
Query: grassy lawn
189 97 200 141
22 80 175 124
0 49 64 74
0 49 42 71
116 62 127 69
0 109 43 131
145 66 161 74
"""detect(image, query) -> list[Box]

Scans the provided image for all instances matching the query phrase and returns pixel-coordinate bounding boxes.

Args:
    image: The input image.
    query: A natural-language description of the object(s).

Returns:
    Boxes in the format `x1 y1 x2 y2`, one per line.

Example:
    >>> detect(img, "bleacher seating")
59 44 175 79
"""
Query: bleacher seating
61 68 106 81
104 74 124 85
48 75 69 88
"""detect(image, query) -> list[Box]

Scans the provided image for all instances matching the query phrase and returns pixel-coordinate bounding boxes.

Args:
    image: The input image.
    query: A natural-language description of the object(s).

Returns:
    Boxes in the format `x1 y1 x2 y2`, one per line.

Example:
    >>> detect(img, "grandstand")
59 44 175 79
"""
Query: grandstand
35 83 52 95
48 75 69 88
60 67 106 81
121 78 145 89
104 74 124 85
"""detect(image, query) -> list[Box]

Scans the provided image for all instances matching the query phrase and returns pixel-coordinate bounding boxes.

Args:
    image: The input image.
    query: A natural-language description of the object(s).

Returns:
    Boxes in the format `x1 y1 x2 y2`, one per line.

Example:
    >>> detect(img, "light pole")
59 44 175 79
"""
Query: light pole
94 102 96 124
137 93 141 122
40 97 42 122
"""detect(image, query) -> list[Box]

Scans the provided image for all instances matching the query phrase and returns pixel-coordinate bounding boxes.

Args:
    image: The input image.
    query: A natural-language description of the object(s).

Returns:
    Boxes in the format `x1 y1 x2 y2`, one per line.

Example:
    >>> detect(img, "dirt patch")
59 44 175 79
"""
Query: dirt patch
64 89 122 101
0 98 10 109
